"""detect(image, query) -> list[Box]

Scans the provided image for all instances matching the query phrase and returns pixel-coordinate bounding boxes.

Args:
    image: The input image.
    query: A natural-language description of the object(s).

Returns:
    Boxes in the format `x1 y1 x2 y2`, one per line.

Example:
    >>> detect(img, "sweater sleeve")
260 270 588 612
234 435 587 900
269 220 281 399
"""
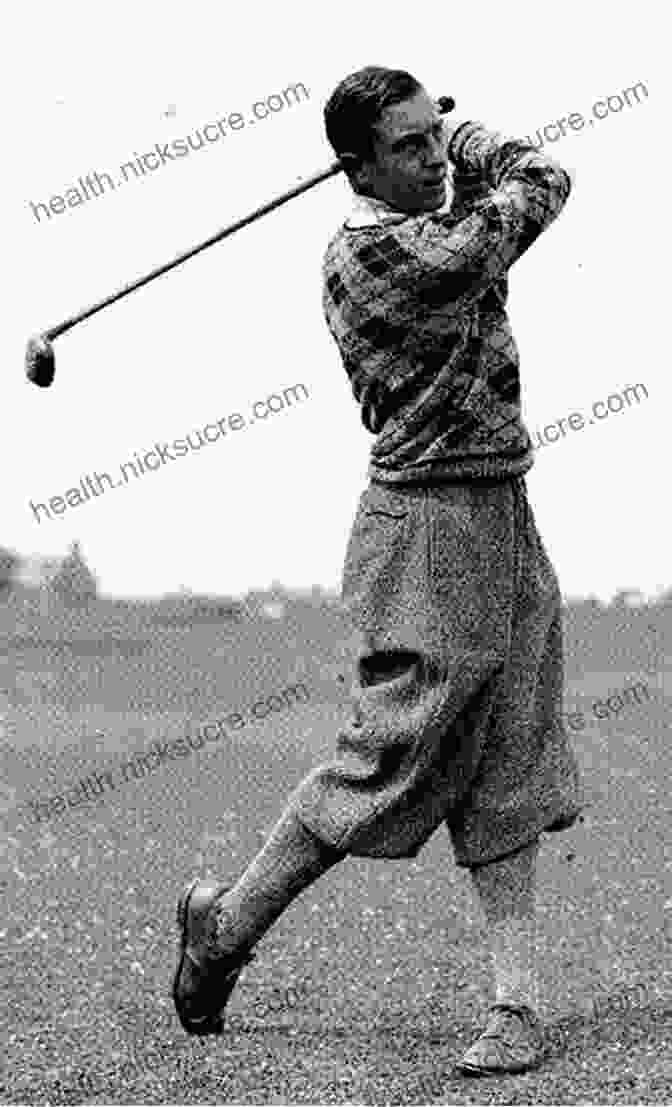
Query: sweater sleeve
393 122 572 314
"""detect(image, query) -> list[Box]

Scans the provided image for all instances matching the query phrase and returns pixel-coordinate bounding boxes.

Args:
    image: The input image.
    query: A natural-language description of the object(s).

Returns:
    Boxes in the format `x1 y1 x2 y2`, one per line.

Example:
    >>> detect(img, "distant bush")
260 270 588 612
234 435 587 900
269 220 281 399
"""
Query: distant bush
149 594 245 624
0 546 19 591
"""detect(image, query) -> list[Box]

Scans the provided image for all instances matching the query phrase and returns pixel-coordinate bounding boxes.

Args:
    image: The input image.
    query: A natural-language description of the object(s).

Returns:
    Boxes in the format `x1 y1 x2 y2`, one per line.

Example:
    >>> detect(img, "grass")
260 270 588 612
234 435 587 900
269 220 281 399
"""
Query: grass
1 611 670 1104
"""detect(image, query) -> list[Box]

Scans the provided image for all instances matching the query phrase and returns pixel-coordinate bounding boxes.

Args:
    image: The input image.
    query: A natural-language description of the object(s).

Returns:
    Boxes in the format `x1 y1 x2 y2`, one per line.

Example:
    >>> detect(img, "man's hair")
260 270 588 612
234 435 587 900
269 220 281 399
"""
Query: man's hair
324 66 423 180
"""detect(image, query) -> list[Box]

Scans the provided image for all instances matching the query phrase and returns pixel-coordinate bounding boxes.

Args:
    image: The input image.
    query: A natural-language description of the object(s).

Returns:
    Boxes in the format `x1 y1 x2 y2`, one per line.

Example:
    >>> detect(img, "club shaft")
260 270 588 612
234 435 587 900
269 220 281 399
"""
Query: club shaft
46 160 342 341
42 96 456 344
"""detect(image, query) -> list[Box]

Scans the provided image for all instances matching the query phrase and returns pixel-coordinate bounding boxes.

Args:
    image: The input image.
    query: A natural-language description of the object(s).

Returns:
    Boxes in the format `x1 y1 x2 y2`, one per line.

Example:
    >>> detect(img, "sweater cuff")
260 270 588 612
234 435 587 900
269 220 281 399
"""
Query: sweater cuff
447 120 483 164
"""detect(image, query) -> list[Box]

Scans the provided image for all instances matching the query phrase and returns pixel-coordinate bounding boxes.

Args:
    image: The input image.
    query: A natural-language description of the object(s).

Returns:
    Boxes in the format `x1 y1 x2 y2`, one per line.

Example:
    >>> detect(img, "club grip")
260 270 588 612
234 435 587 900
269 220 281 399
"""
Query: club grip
437 96 456 114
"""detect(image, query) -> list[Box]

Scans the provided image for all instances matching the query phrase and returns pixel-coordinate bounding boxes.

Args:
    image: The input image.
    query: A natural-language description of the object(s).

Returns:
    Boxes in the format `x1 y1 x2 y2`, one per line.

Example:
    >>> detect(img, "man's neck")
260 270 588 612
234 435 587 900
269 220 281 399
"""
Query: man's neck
345 184 455 228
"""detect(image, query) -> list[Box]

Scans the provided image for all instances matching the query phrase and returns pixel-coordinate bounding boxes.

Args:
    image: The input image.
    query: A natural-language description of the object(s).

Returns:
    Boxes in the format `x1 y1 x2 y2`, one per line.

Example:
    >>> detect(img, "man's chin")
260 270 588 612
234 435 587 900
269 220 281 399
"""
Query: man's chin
421 187 448 212
385 182 452 214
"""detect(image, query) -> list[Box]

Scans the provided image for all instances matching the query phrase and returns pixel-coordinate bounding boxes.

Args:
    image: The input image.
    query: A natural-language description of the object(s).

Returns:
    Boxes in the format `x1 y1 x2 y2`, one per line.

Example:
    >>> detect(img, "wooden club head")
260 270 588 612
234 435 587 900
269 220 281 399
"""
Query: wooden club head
26 335 56 388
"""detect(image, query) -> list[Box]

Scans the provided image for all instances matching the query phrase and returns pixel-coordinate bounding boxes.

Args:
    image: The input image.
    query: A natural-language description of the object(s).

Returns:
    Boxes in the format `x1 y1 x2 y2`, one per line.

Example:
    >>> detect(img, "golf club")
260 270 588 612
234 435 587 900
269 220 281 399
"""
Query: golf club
25 95 457 388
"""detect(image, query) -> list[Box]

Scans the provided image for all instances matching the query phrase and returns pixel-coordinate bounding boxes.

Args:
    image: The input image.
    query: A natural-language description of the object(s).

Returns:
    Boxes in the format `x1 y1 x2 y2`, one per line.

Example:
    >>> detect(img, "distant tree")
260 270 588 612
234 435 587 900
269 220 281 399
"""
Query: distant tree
0 546 18 593
611 588 645 609
50 541 97 605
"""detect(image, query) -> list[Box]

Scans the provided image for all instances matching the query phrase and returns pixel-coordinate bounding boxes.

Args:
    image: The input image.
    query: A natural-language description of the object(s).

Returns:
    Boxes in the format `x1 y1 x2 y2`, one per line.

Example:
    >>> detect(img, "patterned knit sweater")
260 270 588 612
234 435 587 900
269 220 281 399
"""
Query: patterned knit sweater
322 121 572 484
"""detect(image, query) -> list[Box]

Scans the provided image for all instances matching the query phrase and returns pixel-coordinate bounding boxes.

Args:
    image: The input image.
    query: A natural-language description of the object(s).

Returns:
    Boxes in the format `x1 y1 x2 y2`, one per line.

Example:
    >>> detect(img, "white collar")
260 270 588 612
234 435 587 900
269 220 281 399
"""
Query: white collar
345 179 455 228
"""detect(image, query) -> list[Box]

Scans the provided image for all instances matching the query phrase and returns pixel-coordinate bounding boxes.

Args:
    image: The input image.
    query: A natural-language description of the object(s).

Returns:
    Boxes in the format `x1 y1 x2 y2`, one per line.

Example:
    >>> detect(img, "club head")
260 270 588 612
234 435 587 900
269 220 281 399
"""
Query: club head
26 334 55 388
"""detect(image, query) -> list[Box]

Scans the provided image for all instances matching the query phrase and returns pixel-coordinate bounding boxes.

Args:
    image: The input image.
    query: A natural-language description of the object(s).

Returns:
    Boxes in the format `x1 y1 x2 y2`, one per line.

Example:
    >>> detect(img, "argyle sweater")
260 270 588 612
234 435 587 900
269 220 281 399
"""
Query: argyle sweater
322 121 572 484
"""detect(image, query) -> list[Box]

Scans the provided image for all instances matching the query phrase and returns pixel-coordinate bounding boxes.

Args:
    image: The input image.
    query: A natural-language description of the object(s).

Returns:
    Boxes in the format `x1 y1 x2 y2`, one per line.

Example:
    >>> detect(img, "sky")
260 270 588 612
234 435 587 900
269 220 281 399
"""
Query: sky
1 1 665 604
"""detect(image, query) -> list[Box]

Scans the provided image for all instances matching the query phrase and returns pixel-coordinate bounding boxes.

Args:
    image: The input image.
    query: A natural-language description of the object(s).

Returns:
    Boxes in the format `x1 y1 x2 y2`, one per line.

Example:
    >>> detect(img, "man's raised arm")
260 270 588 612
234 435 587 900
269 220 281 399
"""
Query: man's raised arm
398 119 572 313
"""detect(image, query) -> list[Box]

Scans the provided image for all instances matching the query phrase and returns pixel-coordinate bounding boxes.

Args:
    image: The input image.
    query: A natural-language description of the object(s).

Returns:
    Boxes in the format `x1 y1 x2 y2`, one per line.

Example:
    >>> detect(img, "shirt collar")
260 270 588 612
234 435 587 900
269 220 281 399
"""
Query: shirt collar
345 179 455 228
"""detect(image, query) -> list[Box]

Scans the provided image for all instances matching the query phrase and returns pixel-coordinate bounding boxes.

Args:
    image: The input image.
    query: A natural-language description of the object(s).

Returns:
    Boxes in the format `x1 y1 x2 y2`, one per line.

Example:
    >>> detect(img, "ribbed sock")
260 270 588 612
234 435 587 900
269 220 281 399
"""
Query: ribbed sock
469 839 541 1011
487 914 540 1010
208 809 343 959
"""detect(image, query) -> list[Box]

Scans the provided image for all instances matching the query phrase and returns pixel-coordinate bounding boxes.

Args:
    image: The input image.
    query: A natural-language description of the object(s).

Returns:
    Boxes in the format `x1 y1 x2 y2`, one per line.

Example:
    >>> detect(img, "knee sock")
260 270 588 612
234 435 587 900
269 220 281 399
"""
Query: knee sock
469 838 540 1012
208 809 343 959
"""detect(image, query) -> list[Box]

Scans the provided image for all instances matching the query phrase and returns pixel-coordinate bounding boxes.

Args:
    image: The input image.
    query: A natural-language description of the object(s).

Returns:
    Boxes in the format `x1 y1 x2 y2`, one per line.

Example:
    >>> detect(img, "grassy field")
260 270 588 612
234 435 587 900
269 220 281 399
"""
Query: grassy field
1 606 670 1104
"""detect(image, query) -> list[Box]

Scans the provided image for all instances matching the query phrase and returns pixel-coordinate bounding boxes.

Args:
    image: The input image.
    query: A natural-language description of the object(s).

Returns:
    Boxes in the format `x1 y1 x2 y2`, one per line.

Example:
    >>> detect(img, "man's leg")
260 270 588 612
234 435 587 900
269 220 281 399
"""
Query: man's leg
210 808 343 957
457 838 547 1075
470 838 540 1010
173 806 344 1034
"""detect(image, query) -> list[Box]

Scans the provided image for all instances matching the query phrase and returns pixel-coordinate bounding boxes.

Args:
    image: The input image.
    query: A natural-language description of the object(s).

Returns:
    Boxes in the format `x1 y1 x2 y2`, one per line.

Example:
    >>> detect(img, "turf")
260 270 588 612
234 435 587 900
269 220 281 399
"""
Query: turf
1 611 670 1105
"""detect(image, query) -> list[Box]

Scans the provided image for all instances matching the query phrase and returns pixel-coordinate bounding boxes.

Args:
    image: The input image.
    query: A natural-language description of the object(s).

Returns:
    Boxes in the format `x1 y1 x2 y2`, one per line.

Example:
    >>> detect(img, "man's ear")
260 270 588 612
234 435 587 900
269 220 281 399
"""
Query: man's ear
339 152 371 193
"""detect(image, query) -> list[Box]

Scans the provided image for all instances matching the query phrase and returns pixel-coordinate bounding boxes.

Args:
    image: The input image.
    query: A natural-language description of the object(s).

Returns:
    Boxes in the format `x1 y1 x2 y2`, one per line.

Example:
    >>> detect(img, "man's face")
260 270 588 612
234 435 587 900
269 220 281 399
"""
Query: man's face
355 88 451 214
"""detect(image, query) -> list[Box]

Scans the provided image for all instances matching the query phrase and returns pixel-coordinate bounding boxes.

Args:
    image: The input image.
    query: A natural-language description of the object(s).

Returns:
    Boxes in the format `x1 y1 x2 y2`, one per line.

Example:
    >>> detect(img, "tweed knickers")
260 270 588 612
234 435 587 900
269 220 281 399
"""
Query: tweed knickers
291 474 584 867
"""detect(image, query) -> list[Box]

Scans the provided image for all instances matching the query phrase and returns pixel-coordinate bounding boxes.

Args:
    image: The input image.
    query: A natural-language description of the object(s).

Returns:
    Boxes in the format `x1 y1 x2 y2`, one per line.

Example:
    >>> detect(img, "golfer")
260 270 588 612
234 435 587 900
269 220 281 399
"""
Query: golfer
173 65 584 1077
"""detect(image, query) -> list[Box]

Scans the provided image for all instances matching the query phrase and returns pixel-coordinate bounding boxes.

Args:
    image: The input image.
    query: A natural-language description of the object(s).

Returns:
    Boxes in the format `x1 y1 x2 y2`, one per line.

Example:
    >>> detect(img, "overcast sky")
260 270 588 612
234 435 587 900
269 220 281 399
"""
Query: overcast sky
2 1 664 603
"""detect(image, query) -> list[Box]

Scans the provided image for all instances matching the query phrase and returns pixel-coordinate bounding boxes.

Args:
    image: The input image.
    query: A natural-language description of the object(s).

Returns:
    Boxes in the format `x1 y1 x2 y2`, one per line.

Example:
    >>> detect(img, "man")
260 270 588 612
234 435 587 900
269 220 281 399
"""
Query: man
172 65 584 1078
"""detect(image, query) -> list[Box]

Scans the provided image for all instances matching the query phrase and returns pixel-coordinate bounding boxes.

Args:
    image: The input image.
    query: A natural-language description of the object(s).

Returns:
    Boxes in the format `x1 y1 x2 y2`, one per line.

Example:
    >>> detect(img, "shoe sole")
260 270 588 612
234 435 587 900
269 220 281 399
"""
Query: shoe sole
456 1050 547 1077
457 1060 543 1077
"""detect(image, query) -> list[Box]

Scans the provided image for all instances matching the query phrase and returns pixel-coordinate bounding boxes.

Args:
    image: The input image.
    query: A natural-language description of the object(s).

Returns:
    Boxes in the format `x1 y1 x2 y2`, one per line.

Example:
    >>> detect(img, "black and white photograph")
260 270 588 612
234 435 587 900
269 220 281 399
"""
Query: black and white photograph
1 2 668 1103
